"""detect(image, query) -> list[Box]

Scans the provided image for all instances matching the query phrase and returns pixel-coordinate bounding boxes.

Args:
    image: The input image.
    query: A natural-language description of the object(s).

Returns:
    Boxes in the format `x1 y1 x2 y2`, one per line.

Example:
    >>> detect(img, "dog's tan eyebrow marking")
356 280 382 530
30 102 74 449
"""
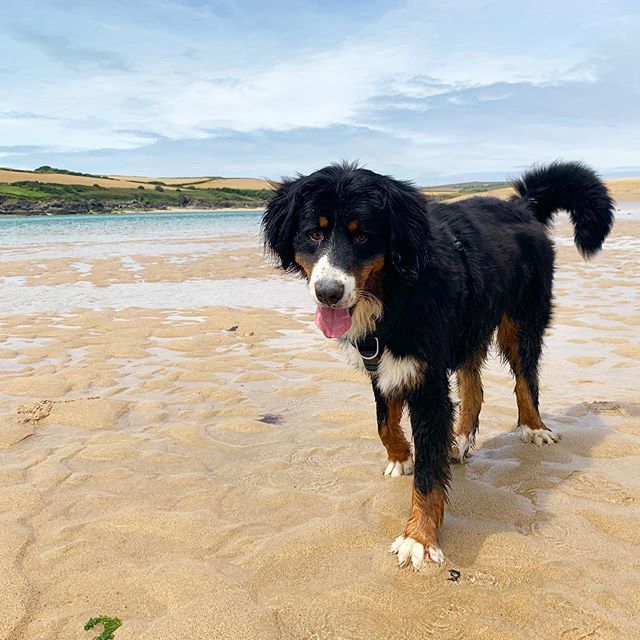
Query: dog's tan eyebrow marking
318 216 329 228
347 220 358 232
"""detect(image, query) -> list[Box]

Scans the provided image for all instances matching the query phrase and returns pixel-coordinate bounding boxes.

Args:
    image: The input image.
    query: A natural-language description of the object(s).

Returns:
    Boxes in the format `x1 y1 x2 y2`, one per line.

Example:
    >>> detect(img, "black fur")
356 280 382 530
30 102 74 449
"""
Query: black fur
262 161 614 540
511 161 614 257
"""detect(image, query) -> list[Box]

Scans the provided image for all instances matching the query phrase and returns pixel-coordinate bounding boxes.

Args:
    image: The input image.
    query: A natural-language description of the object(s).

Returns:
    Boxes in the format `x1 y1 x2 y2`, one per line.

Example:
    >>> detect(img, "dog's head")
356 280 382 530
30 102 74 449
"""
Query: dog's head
262 163 429 337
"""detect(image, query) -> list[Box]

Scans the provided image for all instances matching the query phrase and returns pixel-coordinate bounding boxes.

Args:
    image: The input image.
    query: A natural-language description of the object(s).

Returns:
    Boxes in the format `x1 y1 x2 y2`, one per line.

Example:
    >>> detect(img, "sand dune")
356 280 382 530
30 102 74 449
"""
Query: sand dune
108 175 274 190
0 169 147 190
107 175 211 185
448 177 640 204
605 177 640 201
191 177 272 190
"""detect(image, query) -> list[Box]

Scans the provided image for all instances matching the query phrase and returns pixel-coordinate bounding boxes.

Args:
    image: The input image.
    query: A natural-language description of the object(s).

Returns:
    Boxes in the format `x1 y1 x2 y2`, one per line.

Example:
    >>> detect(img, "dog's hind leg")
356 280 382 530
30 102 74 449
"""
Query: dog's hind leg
452 345 488 463
497 314 560 445
373 385 413 476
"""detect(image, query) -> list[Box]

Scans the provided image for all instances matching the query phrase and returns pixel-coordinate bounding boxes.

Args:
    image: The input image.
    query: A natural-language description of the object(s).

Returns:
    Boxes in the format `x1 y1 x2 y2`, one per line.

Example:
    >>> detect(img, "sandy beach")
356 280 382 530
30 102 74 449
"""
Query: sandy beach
1 211 639 639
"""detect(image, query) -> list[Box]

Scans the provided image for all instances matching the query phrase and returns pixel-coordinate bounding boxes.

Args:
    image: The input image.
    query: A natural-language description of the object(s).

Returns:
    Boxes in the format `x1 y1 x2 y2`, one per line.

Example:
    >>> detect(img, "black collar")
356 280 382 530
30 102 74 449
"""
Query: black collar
351 280 412 373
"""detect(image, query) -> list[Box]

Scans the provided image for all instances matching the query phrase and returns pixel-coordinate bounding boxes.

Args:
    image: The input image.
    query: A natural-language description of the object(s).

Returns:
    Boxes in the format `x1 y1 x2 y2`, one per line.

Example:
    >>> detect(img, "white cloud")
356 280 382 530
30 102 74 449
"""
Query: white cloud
1 30 593 151
0 0 637 177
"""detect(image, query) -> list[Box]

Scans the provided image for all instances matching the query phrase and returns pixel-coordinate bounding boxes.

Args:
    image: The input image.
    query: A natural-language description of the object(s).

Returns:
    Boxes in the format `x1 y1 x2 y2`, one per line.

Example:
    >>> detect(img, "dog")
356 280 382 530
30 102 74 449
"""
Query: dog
262 161 614 570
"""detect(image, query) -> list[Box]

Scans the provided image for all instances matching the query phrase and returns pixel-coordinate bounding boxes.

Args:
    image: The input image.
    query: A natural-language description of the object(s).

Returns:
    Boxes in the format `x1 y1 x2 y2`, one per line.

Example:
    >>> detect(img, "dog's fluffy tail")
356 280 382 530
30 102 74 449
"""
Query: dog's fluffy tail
512 161 615 258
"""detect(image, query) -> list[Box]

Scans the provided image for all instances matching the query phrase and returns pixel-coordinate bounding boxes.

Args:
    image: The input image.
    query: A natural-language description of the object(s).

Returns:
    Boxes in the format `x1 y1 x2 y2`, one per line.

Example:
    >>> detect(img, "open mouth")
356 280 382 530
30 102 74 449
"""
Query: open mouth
314 304 354 339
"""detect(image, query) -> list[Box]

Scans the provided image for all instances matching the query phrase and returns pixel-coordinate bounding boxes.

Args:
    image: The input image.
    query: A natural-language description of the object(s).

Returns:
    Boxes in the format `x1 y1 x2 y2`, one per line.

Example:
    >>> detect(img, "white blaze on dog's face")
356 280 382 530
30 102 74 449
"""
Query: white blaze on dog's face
308 253 357 309
305 248 361 339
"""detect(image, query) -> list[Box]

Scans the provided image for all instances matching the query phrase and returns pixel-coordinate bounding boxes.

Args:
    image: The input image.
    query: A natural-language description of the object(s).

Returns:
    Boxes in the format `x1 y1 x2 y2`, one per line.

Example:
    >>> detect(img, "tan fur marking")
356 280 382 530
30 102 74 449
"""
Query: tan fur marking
343 255 385 341
403 486 446 548
347 220 358 232
353 254 385 292
496 315 547 430
347 295 383 339
318 216 329 228
455 347 487 438
514 377 545 428
379 399 411 462
293 252 314 278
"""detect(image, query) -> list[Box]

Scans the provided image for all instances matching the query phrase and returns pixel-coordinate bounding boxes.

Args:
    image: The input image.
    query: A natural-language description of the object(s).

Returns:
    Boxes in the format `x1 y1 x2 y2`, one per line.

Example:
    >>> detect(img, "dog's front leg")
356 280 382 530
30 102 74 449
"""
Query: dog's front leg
372 383 413 476
390 369 452 570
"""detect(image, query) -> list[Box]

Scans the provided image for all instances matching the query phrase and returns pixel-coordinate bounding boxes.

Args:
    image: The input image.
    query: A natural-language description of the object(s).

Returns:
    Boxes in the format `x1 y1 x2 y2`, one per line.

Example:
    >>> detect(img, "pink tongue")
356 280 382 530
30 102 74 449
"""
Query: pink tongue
314 306 352 338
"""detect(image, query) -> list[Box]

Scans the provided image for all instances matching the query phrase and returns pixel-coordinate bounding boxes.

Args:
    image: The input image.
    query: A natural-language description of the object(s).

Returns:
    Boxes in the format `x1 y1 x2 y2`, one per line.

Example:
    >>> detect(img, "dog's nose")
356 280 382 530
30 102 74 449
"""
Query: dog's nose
315 279 345 306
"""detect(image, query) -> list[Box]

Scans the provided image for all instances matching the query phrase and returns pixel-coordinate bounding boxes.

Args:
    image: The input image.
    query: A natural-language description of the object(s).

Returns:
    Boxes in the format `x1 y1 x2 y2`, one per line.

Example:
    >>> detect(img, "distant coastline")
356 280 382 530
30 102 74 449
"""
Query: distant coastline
0 166 271 215
0 203 265 216
2 165 640 216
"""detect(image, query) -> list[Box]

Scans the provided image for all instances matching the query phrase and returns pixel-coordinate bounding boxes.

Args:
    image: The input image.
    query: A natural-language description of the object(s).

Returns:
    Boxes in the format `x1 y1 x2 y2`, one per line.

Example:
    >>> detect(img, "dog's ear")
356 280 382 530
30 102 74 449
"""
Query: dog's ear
262 176 307 272
382 178 430 283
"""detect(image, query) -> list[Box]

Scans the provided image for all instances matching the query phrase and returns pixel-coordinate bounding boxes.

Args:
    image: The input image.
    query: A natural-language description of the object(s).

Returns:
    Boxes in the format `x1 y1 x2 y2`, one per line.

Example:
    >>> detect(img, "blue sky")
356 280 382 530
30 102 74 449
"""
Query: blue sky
1 0 639 184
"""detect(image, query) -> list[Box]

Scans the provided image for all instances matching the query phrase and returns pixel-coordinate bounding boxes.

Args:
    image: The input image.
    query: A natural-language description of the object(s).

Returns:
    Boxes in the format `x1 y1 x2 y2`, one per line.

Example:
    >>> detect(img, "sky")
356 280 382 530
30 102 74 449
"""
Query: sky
1 0 639 184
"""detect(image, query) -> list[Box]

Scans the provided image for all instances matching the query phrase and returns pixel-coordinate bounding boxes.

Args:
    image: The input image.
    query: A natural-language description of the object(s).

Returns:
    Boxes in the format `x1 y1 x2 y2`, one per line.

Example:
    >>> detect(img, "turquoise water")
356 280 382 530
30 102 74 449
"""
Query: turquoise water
0 210 263 248
0 209 310 313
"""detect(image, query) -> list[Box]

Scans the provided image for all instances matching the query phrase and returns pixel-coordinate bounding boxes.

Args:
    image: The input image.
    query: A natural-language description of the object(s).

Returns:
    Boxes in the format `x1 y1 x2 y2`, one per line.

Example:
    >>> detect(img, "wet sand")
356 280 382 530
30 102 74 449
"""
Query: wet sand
0 216 639 639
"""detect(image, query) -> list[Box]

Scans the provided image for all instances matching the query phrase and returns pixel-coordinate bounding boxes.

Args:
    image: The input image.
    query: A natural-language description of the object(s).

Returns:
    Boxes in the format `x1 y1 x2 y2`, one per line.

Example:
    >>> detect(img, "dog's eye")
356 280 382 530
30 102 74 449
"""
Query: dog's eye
353 232 369 245
308 229 324 242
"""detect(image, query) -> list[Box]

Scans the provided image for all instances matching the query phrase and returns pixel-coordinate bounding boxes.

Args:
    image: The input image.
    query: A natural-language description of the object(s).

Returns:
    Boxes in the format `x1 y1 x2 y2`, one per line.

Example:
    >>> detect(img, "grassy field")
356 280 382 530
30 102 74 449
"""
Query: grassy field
421 180 511 200
0 183 270 214
0 167 273 192
0 168 150 190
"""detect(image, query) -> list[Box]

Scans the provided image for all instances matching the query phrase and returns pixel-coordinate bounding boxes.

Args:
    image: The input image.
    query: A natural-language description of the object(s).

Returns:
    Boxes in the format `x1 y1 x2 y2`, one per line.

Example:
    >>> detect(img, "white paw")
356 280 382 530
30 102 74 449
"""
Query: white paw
520 425 561 446
384 458 414 477
389 535 444 571
451 434 471 463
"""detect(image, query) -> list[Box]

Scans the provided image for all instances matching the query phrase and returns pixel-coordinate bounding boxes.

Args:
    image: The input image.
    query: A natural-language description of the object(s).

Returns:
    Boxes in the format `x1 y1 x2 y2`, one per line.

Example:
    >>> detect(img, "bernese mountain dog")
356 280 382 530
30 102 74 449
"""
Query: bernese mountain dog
262 161 614 571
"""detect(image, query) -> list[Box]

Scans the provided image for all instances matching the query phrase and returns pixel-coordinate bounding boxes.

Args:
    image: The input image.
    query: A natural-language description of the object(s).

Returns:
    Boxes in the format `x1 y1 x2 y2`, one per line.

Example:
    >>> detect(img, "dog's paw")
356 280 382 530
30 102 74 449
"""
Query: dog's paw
390 535 444 571
520 425 561 446
451 434 471 463
383 457 414 477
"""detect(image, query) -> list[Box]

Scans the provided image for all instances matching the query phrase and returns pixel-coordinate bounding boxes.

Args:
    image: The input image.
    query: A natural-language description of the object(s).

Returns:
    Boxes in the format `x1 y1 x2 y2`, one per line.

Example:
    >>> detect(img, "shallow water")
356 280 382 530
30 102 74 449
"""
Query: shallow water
1 275 307 314
0 210 315 315
0 210 263 247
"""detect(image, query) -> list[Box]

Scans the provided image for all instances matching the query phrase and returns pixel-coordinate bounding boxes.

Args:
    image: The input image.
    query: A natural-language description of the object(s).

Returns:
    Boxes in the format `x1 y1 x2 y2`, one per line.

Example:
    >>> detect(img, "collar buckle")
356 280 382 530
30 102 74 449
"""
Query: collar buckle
354 335 383 373
357 336 380 360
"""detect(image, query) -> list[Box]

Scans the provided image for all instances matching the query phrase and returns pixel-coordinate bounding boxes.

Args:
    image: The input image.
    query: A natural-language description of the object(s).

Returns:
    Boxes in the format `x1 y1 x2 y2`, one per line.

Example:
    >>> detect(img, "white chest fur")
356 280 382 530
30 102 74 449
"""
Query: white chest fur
375 351 425 396
342 341 425 395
